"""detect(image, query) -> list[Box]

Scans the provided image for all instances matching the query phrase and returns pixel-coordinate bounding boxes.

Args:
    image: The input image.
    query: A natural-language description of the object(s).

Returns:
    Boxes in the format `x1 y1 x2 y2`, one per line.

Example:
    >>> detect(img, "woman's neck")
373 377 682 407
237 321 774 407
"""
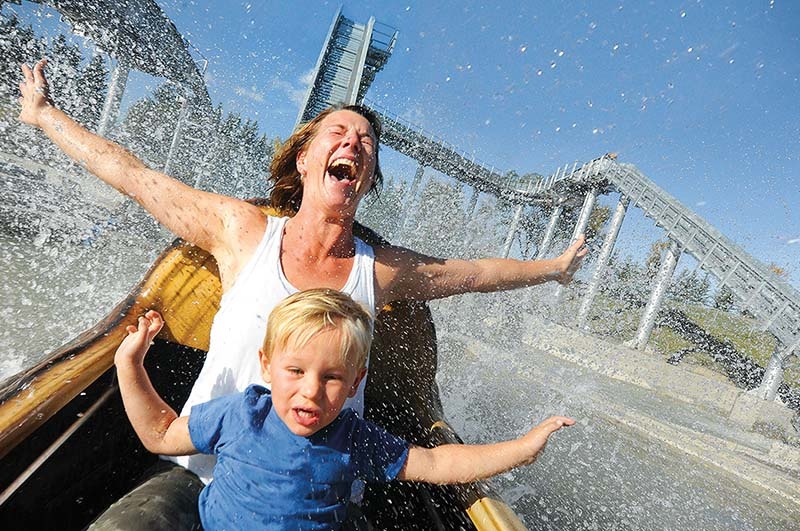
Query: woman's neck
285 206 357 260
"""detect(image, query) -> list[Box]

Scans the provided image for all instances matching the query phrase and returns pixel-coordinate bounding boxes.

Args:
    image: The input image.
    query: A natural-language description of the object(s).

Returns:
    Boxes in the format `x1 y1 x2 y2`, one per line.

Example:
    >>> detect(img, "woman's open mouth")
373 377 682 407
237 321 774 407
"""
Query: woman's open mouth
327 158 357 183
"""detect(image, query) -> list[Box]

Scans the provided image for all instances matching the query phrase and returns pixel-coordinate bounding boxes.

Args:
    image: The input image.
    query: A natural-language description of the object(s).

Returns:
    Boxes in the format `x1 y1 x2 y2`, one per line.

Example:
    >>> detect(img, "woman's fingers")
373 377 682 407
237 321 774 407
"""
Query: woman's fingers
21 62 34 85
33 58 47 80
18 60 53 127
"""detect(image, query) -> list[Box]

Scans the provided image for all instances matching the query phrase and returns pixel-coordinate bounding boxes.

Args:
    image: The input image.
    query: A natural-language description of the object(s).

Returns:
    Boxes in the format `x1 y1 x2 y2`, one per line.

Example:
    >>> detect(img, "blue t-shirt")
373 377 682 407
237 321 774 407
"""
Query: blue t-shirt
189 385 409 530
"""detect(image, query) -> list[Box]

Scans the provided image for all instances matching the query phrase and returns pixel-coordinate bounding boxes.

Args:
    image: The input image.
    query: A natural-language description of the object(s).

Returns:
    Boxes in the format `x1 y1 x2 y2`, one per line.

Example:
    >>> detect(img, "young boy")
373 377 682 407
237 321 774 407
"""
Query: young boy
115 288 575 529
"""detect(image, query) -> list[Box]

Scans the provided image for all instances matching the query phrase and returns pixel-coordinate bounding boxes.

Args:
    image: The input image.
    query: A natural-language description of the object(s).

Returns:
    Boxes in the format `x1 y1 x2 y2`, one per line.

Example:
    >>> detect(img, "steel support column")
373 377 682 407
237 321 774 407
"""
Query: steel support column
464 187 480 219
461 187 481 249
554 188 597 299
163 95 192 176
632 239 681 350
536 201 564 259
577 195 630 328
571 187 598 243
501 204 525 258
756 347 786 401
97 61 129 137
398 165 427 241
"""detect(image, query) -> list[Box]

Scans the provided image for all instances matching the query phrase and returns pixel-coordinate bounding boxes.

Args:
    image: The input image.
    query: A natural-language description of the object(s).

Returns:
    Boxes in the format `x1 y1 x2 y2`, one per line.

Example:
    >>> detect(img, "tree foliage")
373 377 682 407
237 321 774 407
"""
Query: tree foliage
668 269 710 305
0 15 274 198
713 284 735 312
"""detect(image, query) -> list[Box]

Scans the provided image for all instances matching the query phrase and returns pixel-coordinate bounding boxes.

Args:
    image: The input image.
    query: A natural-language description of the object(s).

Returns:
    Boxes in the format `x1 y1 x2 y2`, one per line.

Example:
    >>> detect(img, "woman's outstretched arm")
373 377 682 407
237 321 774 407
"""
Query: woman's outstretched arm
17 59 262 257
375 234 588 304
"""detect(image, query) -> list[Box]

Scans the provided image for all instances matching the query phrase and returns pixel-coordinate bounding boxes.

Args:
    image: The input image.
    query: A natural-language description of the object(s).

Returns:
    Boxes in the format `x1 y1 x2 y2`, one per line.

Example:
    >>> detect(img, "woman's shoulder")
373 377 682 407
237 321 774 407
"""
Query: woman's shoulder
223 203 269 244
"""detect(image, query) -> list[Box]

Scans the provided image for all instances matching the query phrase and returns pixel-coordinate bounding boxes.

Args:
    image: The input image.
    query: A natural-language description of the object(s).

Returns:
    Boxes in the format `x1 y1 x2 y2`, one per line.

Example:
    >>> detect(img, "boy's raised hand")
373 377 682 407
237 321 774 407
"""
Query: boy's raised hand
114 310 164 366
520 415 575 464
554 234 588 285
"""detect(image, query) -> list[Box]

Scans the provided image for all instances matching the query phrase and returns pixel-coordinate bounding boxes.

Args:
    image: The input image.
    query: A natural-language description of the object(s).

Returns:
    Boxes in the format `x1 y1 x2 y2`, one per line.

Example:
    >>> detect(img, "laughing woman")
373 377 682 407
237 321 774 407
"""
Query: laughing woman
18 59 587 529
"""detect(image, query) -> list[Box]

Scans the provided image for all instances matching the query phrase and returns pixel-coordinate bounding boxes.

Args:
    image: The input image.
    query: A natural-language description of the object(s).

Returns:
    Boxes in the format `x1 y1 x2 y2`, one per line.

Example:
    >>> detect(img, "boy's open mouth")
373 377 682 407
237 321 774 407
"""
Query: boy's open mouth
292 407 321 427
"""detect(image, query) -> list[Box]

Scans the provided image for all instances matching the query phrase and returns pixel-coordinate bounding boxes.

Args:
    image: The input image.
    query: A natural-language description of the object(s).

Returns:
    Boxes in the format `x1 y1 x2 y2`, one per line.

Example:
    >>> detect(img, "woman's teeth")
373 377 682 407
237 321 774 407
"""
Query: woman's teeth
328 158 357 180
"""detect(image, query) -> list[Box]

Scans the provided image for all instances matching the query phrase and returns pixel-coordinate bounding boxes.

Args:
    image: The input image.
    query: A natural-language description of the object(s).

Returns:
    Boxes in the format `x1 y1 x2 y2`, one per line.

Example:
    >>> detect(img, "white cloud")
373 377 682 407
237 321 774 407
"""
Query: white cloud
271 68 315 106
787 238 800 245
234 85 265 102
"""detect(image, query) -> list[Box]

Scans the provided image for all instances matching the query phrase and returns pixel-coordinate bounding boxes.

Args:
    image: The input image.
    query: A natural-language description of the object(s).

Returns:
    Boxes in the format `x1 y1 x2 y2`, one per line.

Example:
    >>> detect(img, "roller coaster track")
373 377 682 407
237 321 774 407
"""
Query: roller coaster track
373 106 800 359
297 8 396 125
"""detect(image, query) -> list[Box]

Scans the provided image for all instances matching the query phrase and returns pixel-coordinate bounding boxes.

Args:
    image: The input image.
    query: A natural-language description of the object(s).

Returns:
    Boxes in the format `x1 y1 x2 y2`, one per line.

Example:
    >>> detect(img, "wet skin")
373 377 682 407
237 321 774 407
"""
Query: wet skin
260 329 367 437
296 110 378 219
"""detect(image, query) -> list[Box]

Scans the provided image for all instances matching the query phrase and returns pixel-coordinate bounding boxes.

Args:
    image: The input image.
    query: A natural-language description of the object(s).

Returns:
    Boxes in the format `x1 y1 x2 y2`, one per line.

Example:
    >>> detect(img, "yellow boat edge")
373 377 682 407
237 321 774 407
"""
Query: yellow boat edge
0 205 528 530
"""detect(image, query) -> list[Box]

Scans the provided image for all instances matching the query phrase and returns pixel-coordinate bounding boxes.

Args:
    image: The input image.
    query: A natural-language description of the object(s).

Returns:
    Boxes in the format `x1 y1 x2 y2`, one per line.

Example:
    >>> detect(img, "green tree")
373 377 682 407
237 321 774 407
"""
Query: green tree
669 269 710 305
0 16 47 156
714 284 735 312
645 239 671 278
586 204 611 241
75 54 107 130
358 174 406 241
0 15 45 98
48 35 82 117
403 176 469 256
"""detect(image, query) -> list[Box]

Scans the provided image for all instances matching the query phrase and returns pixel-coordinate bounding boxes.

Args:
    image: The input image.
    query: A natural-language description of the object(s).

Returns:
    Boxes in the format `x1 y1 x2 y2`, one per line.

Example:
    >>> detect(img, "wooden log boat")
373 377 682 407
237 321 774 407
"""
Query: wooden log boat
0 206 526 530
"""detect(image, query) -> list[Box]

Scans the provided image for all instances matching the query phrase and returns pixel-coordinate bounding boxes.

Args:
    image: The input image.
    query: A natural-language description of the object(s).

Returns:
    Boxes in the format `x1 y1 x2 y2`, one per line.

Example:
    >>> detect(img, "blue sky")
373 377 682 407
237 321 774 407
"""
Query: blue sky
6 0 800 284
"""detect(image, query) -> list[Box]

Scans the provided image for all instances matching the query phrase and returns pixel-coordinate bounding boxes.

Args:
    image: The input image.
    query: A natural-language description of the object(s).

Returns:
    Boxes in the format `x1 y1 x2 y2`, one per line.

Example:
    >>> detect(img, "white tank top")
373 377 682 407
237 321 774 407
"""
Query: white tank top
169 216 376 482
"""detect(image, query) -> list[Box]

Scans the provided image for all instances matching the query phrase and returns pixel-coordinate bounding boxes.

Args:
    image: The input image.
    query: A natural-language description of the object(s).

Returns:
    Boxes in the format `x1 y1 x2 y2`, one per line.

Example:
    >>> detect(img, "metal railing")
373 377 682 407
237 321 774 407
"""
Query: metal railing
366 107 799 385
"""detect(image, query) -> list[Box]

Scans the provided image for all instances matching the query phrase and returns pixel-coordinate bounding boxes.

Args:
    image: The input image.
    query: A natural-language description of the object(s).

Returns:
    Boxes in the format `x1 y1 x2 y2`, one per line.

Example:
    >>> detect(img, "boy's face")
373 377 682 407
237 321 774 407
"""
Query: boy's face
260 328 366 437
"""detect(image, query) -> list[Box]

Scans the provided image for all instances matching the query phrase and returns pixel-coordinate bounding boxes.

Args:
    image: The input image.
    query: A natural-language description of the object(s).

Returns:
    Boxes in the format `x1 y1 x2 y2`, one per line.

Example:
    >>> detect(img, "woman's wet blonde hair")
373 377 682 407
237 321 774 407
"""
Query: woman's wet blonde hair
268 104 384 215
262 288 373 369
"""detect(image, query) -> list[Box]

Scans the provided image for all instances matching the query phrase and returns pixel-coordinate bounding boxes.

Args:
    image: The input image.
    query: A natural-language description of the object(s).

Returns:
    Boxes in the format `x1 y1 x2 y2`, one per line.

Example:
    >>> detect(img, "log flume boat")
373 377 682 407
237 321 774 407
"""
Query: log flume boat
0 205 526 530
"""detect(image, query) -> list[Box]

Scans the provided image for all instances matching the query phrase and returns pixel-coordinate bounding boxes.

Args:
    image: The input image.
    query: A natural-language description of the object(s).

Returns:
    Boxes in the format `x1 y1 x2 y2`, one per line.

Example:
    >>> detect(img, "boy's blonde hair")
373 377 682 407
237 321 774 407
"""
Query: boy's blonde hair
262 288 373 369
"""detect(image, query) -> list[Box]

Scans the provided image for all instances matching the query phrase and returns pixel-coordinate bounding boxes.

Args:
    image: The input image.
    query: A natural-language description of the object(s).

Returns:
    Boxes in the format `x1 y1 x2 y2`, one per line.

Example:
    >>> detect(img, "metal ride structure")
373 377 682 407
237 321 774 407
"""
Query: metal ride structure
1 0 211 242
0 2 797 528
296 6 396 125
370 109 800 404
7 0 211 171
299 12 800 406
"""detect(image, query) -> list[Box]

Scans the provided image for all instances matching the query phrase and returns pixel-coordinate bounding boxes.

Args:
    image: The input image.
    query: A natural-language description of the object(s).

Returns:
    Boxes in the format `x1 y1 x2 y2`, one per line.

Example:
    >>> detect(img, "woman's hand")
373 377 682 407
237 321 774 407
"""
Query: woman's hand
18 59 54 128
554 234 588 285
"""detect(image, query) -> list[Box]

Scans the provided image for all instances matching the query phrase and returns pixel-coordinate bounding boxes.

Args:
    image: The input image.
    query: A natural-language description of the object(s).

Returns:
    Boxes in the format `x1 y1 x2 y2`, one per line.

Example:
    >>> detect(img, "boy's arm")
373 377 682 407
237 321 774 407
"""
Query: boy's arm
398 416 574 484
114 311 198 456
